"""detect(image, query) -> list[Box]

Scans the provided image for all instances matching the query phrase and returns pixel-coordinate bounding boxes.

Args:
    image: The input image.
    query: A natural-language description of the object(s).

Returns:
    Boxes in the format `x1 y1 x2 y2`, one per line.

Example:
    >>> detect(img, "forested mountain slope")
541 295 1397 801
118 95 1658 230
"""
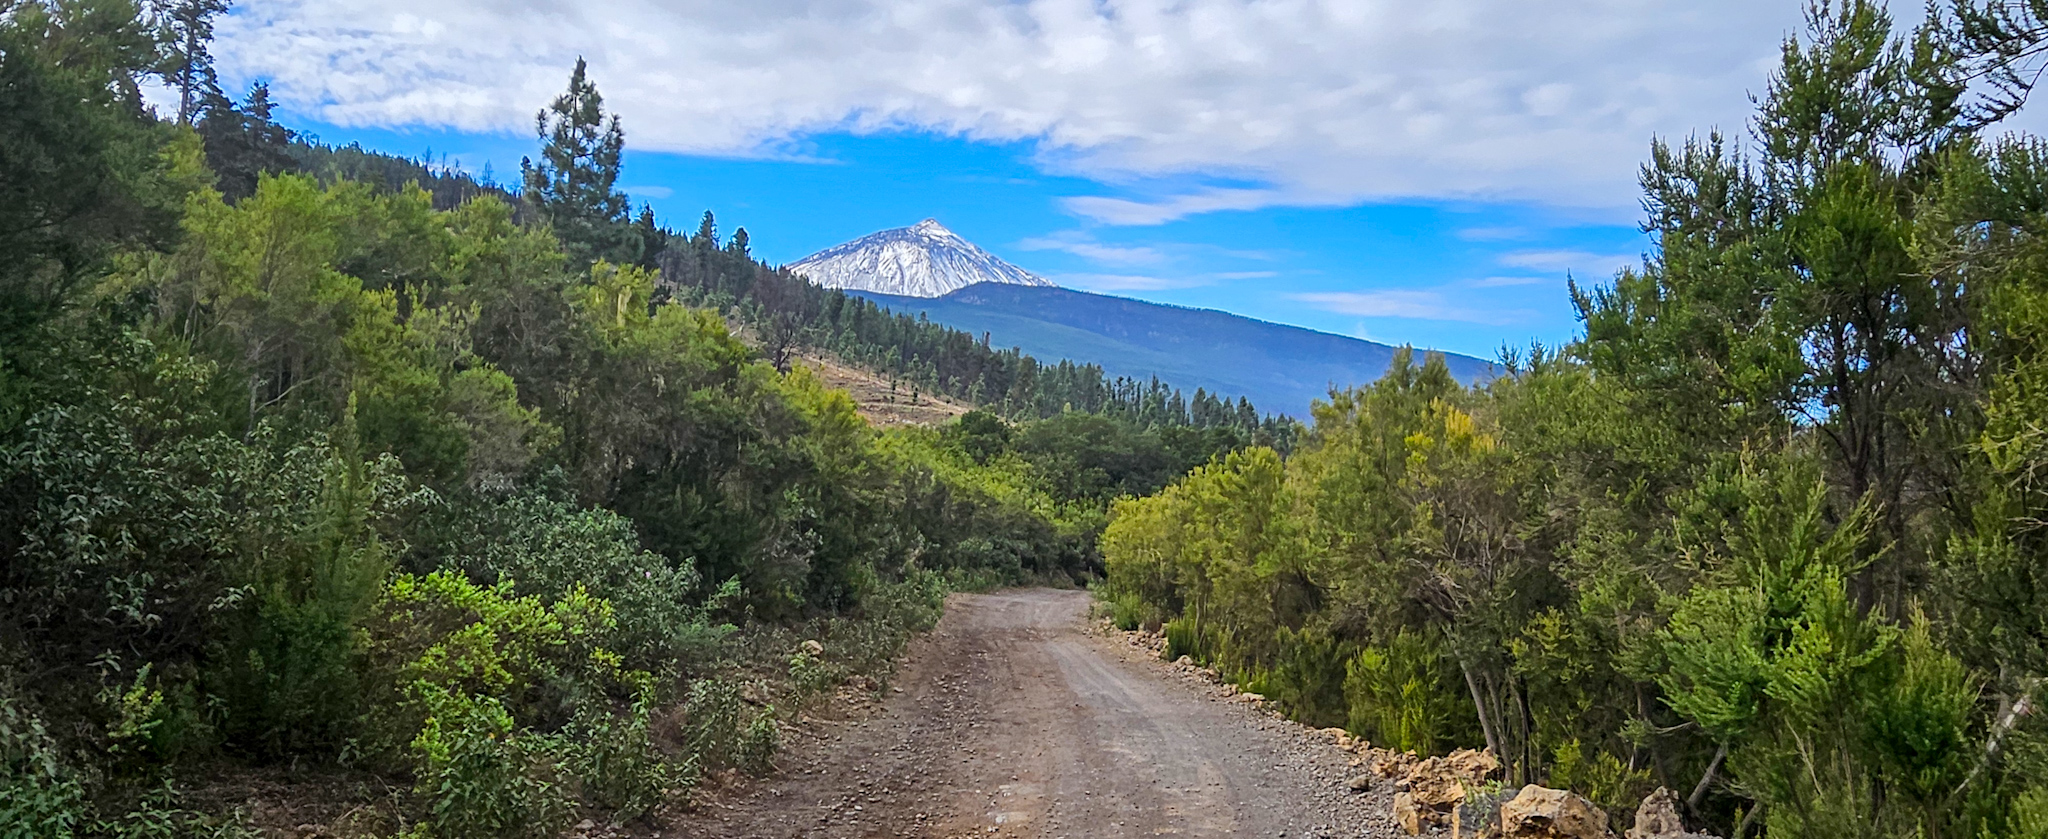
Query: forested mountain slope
0 10 1265 837
852 283 1497 418
1097 3 2048 836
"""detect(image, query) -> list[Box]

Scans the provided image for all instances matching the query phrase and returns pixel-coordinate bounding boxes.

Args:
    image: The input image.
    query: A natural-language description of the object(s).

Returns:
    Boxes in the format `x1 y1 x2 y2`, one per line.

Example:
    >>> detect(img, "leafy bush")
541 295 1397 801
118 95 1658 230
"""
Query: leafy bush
681 679 776 774
417 489 726 670
565 695 684 818
1547 738 1653 821
1163 617 1209 663
0 694 86 839
1344 631 1472 755
1266 627 1352 730
406 691 573 839
362 570 624 758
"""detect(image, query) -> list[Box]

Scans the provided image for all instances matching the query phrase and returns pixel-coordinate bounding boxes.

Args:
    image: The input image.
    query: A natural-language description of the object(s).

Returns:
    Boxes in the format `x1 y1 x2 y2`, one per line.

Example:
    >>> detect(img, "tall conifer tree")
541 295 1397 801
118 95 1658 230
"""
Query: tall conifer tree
521 58 634 267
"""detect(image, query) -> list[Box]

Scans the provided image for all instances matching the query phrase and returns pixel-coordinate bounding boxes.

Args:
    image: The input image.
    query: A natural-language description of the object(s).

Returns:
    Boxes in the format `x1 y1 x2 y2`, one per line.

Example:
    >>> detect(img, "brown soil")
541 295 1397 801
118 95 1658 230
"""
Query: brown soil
668 589 1402 839
792 351 970 428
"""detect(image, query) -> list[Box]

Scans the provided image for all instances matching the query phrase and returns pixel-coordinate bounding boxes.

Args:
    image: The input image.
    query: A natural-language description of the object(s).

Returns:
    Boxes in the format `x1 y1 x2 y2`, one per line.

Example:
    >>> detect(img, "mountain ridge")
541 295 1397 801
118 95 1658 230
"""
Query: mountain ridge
789 219 1056 297
850 283 1497 417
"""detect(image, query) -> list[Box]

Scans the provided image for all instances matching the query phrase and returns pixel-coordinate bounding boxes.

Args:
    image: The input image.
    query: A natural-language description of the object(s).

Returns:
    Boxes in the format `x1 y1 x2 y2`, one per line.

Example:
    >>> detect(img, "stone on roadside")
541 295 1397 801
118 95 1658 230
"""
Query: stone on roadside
1346 774 1373 792
1443 747 1500 779
1387 748 1501 834
1391 791 1426 835
1627 787 1721 839
1498 785 1614 839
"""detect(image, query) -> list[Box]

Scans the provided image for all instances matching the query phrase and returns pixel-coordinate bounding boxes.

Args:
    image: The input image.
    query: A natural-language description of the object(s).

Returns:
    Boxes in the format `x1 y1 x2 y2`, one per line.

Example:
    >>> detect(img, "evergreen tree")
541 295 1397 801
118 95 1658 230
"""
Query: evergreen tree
521 57 633 267
196 81 297 202
150 0 229 125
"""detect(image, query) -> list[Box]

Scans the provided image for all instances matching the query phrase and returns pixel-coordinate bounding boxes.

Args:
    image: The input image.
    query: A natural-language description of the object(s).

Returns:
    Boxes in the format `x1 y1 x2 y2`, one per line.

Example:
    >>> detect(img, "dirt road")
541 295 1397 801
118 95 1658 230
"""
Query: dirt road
677 589 1400 838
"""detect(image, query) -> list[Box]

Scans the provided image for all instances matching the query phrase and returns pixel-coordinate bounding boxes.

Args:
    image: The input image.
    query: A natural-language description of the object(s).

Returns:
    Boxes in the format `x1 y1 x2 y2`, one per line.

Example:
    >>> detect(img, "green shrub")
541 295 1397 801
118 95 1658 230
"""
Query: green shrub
2013 789 2048 839
786 649 843 709
407 690 573 839
1547 738 1652 821
1266 627 1353 729
1345 631 1472 755
1163 617 1208 663
1103 589 1165 631
419 490 725 670
209 432 396 757
363 570 622 750
682 678 771 772
0 695 86 839
566 694 684 818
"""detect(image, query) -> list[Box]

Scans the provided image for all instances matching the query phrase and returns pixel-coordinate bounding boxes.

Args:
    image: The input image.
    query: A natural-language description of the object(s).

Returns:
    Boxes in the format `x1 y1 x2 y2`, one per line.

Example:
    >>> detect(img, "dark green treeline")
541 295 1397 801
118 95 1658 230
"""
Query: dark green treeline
1102 2 2048 836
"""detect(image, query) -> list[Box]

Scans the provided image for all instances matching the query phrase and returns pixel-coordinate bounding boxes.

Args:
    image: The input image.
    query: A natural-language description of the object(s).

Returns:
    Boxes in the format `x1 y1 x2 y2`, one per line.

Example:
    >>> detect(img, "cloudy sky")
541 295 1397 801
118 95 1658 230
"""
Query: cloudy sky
212 0 1817 357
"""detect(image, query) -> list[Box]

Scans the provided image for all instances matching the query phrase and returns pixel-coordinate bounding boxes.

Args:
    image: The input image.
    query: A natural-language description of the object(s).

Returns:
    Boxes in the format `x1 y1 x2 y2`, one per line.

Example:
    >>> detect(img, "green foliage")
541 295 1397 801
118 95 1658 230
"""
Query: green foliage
520 59 636 268
0 693 86 839
681 679 776 775
406 691 574 839
1546 739 1653 822
416 489 724 669
565 694 684 817
1344 631 1473 756
1265 627 1352 729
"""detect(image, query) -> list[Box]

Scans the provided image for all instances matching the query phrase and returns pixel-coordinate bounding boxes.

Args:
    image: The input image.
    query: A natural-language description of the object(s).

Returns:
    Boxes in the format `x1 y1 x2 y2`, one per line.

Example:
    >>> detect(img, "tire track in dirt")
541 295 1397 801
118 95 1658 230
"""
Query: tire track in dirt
673 589 1400 838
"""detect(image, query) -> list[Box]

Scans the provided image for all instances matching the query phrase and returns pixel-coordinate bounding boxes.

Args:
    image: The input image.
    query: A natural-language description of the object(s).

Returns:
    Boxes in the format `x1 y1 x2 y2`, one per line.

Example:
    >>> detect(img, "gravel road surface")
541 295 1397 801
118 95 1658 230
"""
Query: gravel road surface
676 588 1400 838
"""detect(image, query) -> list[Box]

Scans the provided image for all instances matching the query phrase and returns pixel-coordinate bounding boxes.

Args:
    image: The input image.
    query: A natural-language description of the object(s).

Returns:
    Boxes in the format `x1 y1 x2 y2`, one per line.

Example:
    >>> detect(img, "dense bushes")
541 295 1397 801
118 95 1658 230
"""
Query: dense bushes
1099 4 2048 834
0 4 1124 833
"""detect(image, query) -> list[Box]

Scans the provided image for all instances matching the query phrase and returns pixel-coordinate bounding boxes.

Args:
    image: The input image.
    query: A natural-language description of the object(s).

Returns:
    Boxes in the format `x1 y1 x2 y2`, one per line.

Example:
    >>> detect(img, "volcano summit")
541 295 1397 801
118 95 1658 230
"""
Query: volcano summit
788 219 1056 298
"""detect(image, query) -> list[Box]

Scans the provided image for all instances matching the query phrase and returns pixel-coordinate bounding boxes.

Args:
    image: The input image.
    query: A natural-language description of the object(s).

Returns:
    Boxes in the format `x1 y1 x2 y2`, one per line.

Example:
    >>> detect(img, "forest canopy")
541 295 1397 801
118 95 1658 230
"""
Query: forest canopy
1096 1 2048 835
0 1 1252 835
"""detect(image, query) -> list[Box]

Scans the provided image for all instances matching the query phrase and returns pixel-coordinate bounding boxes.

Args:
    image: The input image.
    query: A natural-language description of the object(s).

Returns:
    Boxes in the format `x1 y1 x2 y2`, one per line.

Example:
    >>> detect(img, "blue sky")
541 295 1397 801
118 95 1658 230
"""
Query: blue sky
288 120 1645 359
223 0 1817 361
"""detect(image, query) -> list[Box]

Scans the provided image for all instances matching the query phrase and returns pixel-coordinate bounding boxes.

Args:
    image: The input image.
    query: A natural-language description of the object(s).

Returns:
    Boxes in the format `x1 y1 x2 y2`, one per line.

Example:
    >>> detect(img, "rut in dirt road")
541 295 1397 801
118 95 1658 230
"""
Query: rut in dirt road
678 589 1401 838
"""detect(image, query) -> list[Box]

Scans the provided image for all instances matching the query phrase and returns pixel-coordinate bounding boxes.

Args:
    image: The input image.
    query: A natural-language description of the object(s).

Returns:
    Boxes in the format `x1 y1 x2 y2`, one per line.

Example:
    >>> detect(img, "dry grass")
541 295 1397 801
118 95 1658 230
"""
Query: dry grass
791 351 969 428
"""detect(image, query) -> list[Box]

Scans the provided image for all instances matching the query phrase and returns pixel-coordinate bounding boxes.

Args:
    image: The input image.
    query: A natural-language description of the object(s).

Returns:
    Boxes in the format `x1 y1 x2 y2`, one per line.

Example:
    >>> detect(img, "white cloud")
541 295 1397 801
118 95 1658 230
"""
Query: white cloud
1017 235 1166 265
622 185 674 199
1054 273 1192 292
1456 226 1530 242
1292 290 1527 325
1470 276 1552 288
217 0 1803 220
1498 249 1638 276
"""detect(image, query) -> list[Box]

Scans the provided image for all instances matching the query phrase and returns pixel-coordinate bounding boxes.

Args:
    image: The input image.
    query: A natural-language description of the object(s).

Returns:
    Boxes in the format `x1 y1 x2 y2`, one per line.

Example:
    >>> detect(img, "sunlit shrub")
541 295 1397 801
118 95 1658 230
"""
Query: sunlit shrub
406 690 573 839
1345 631 1472 755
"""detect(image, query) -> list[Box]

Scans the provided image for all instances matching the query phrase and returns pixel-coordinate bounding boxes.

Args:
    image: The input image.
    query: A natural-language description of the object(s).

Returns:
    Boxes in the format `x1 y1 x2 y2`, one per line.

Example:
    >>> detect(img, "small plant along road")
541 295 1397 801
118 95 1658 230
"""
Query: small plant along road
677 589 1401 838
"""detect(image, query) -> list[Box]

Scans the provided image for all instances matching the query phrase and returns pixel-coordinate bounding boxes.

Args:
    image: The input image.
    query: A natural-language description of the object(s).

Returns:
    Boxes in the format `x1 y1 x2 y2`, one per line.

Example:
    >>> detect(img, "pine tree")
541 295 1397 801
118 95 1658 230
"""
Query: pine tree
521 58 634 267
197 81 297 202
151 0 229 125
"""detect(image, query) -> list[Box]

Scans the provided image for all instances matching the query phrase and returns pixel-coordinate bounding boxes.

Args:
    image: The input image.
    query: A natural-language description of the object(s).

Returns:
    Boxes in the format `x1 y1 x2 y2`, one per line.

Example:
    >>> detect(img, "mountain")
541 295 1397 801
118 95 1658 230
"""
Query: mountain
850 284 1497 418
789 219 1058 297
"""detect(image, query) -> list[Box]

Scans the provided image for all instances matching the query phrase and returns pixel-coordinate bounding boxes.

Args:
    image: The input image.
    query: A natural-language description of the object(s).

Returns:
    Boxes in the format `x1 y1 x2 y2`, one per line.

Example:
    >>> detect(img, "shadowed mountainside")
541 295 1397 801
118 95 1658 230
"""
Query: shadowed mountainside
851 283 1497 417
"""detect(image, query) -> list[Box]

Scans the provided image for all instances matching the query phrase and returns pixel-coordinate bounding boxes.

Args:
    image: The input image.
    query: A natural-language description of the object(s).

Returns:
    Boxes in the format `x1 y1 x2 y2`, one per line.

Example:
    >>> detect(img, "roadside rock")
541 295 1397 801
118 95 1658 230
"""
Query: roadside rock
1346 774 1374 792
1443 748 1500 779
1390 748 1501 834
1498 785 1613 839
1392 791 1426 835
1362 748 1417 780
1628 787 1721 839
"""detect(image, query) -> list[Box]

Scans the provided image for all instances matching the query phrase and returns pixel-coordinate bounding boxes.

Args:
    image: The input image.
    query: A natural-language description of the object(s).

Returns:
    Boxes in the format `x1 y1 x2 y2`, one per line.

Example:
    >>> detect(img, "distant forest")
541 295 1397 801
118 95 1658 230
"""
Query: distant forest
0 4 1279 835
191 74 1302 452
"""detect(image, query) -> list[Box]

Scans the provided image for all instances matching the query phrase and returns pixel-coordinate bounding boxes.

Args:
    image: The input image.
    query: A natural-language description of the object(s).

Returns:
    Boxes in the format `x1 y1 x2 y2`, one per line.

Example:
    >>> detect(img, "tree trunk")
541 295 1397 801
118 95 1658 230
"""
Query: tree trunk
1459 657 1502 758
1689 742 1729 814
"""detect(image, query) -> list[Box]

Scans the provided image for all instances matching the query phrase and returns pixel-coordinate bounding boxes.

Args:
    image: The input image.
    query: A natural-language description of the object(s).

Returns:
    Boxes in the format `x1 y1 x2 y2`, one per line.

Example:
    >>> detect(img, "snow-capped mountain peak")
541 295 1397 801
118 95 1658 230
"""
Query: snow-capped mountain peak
788 219 1056 298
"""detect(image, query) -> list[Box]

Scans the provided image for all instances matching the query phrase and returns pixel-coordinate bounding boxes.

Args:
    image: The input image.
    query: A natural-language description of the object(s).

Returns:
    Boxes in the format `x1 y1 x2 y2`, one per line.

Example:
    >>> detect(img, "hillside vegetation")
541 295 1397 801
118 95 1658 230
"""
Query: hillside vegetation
1100 3 2048 836
853 284 1497 419
0 5 1262 836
